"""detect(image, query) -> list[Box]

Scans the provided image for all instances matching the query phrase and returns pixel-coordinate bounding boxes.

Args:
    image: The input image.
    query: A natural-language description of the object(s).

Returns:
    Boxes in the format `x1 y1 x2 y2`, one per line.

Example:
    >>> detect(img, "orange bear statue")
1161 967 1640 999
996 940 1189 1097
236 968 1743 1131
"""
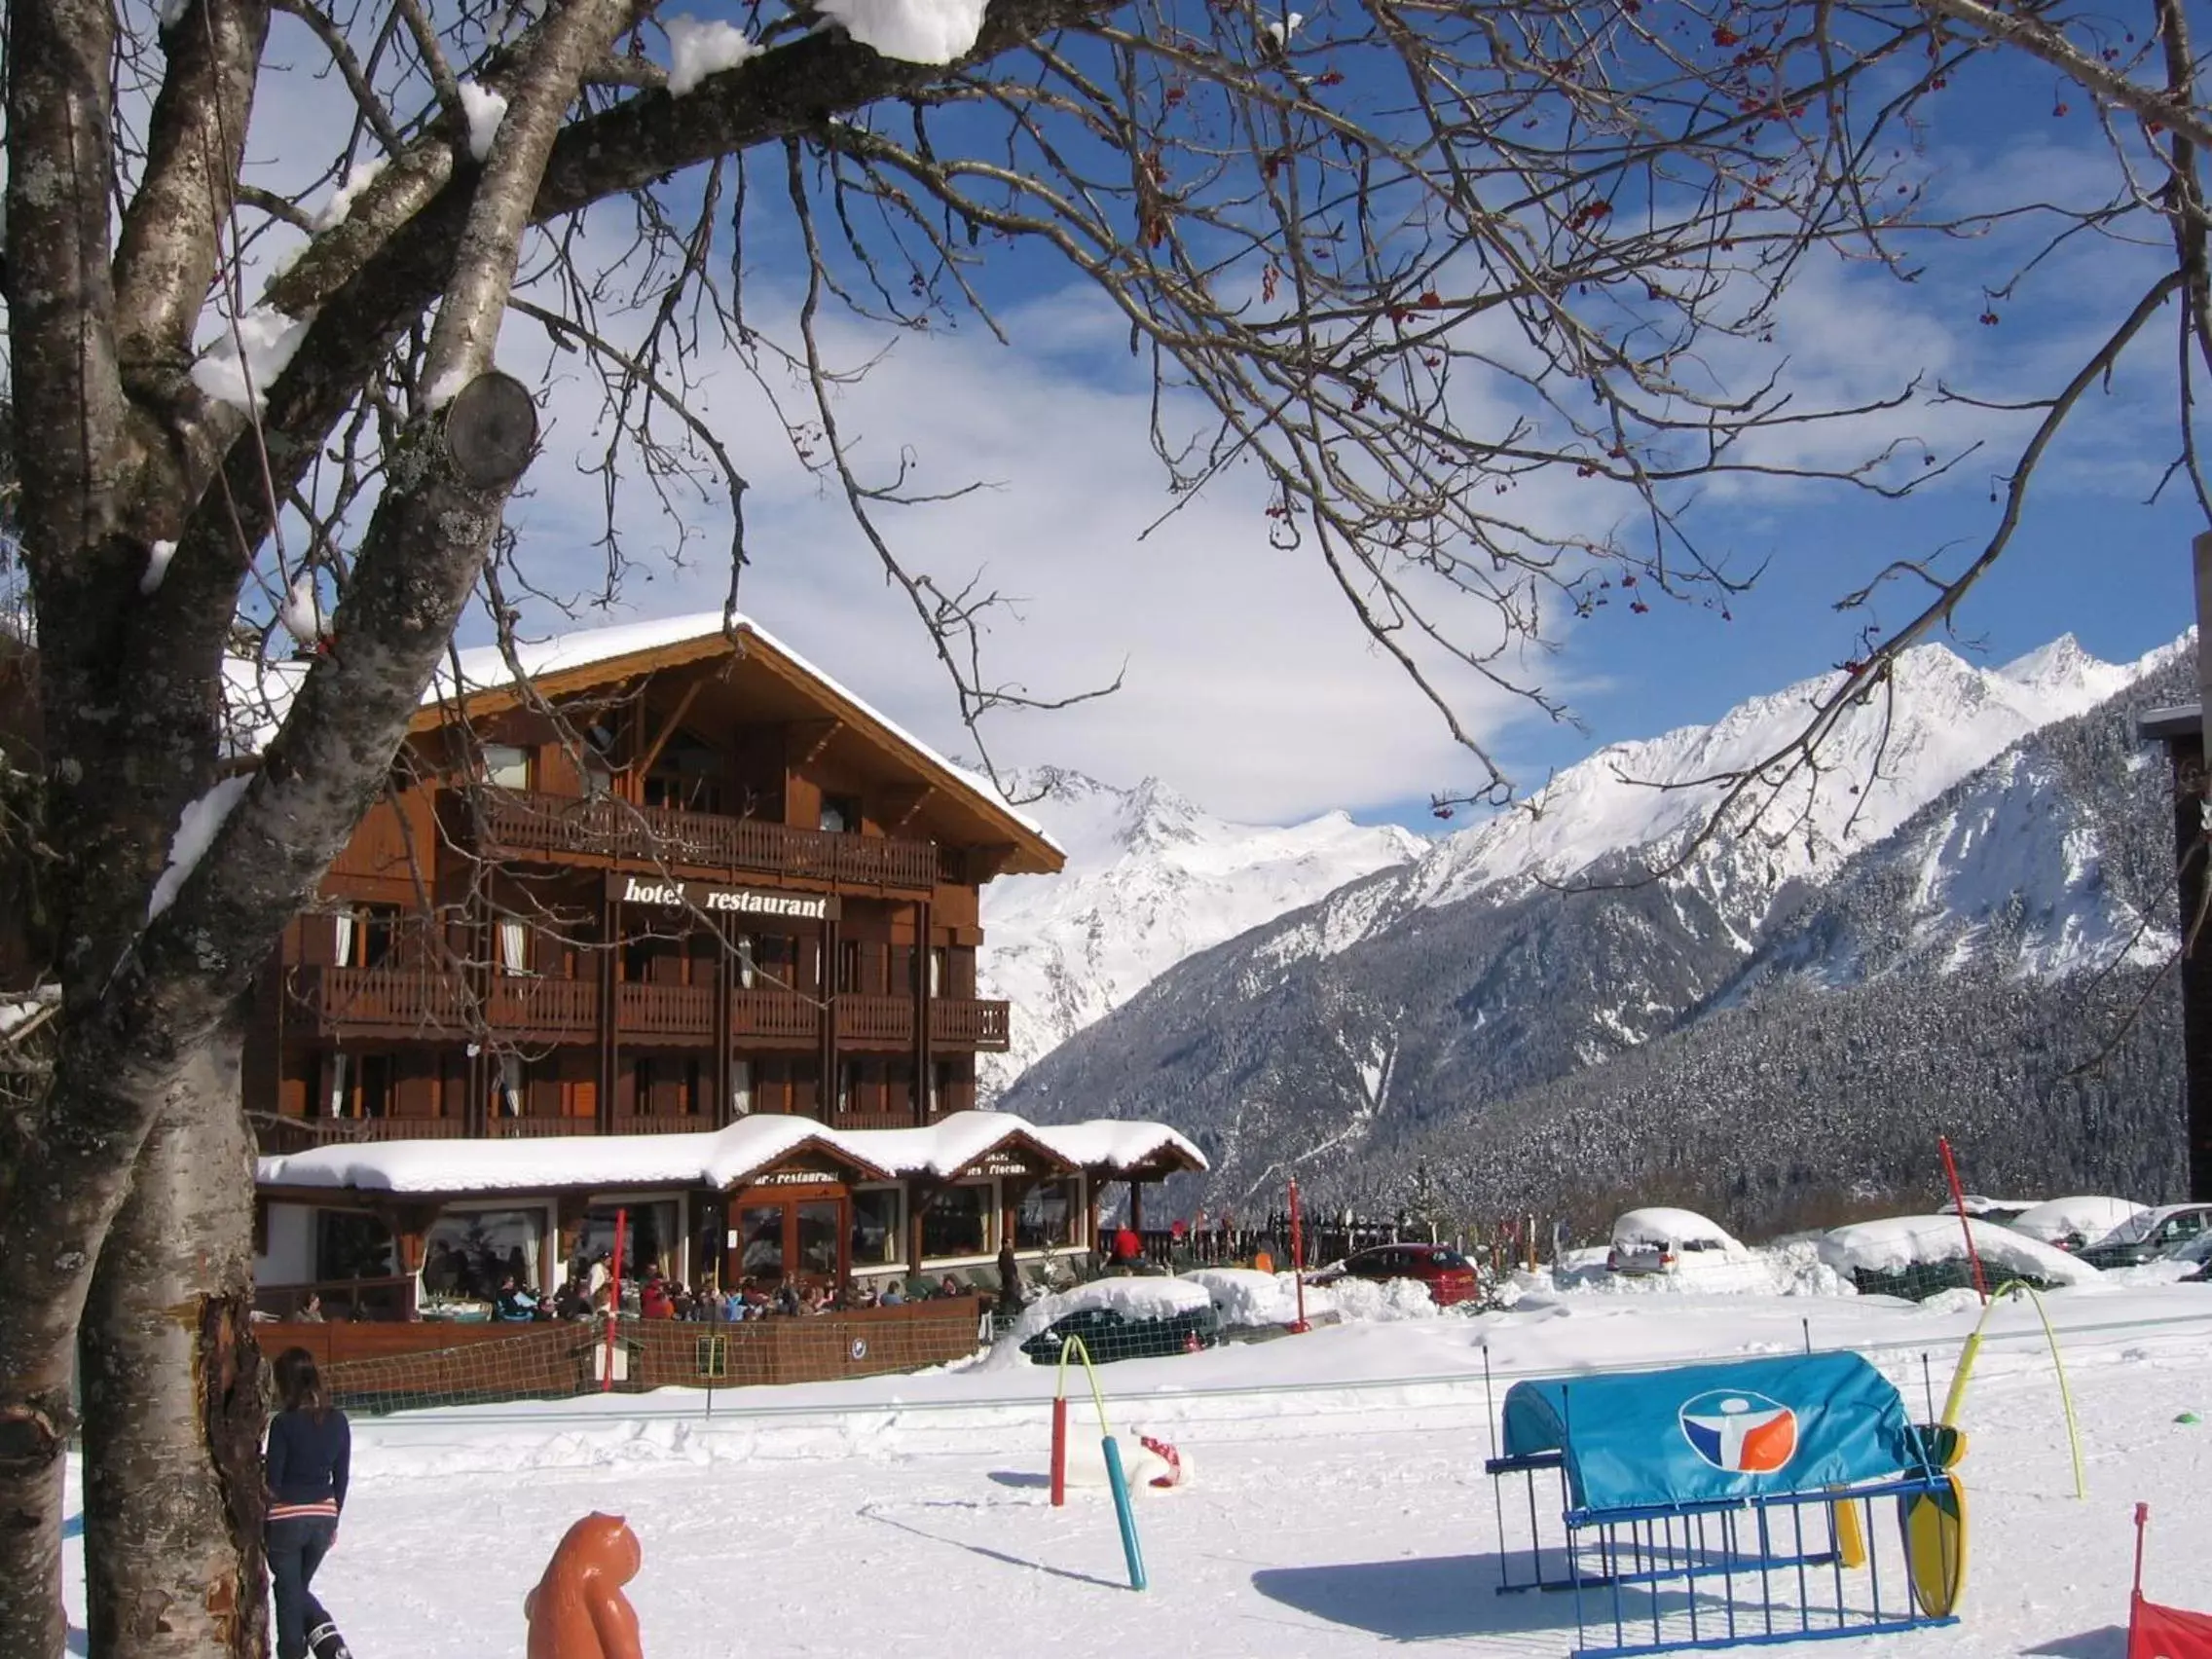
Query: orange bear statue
524 1512 644 1659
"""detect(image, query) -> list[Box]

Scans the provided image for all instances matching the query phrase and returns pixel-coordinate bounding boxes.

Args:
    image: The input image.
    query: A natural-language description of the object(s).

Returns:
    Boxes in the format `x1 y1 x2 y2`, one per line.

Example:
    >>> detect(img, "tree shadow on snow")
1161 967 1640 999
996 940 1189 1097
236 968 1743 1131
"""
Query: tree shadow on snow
65 1624 88 1655
986 1471 1051 1490
1252 1554 1696 1643
2021 1628 2129 1659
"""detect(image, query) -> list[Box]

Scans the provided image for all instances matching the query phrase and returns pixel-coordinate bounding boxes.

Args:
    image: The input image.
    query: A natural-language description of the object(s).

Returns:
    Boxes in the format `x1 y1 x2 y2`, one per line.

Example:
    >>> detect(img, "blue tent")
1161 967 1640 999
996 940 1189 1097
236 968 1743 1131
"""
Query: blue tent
1499 1352 1925 1514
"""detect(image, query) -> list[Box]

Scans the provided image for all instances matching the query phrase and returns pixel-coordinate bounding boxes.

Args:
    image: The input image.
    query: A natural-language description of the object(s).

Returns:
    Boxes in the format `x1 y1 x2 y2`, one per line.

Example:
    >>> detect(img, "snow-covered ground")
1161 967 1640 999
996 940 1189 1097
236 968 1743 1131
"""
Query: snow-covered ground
61 1281 2212 1656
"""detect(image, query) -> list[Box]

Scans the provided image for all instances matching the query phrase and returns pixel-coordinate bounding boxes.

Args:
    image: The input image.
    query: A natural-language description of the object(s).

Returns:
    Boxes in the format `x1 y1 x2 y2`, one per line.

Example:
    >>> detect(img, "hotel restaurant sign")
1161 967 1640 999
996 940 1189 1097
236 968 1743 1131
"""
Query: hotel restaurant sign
606 873 840 921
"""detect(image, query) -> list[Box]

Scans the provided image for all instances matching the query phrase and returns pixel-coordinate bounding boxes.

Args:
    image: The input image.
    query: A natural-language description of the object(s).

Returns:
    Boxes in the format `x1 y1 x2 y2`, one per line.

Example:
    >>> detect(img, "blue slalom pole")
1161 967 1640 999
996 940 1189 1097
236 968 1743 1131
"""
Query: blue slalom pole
1100 1435 1149 1591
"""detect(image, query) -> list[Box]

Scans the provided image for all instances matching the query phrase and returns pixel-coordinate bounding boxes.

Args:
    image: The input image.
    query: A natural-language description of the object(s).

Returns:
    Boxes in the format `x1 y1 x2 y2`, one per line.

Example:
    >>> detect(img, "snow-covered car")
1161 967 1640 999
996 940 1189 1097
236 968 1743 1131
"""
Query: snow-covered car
1018 1303 1221 1364
1004 1276 1224 1365
2006 1196 2146 1253
1818 1215 2101 1300
2074 1204 2212 1270
2172 1233 2212 1282
1606 1208 1757 1282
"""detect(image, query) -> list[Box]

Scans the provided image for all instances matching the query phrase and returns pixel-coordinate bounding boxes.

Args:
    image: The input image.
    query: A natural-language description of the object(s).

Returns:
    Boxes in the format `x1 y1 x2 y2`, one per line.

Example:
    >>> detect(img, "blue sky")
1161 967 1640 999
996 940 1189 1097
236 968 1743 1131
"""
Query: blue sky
447 16 2203 831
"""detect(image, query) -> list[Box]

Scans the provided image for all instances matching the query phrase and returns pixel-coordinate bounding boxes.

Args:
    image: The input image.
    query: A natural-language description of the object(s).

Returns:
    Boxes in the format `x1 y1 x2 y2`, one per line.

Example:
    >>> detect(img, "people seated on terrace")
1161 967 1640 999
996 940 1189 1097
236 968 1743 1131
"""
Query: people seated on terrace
939 1274 964 1300
296 1294 326 1323
639 1277 674 1320
494 1276 538 1322
552 1280 591 1321
878 1279 904 1307
804 1284 835 1314
773 1282 802 1318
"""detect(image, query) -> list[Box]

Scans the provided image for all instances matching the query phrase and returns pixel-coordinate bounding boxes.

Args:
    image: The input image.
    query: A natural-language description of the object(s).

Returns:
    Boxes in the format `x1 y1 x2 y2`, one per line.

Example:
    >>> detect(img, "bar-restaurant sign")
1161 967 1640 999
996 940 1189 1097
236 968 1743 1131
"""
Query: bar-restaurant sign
607 873 838 921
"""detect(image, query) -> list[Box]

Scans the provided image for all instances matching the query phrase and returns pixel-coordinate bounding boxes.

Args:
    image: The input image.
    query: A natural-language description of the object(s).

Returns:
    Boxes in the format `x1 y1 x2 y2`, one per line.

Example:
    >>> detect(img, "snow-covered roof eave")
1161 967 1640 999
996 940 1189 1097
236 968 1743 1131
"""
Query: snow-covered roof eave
218 609 1064 862
255 1110 1203 1198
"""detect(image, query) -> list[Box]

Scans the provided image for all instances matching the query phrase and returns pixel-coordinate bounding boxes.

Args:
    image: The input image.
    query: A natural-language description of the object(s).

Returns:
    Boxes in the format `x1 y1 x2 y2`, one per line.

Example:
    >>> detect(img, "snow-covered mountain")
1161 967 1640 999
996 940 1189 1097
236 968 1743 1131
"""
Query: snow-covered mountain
978 768 1422 1097
1002 632 2194 1220
1250 634 2178 972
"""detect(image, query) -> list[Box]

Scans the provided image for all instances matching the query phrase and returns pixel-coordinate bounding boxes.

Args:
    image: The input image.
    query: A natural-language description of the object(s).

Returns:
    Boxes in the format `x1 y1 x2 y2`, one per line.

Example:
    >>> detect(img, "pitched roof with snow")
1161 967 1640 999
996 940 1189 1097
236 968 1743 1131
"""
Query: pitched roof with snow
221 609 1059 862
256 1110 1205 1198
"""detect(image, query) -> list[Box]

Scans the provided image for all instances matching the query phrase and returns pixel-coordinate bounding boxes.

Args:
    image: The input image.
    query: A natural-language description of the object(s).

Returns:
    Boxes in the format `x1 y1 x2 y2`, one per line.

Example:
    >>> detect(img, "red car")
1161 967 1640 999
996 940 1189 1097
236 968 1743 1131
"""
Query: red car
1318 1243 1484 1308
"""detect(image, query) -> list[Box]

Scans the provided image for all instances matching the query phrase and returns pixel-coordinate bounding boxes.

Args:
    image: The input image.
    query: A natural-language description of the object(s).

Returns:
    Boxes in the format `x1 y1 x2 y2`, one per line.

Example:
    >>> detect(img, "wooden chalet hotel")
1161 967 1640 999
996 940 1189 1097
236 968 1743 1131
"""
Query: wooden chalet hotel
224 613 1201 1388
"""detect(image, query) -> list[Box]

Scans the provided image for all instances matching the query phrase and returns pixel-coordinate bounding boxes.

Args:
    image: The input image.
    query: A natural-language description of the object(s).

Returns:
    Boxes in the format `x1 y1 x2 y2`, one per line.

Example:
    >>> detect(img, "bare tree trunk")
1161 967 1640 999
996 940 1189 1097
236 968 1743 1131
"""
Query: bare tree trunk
80 1033 266 1659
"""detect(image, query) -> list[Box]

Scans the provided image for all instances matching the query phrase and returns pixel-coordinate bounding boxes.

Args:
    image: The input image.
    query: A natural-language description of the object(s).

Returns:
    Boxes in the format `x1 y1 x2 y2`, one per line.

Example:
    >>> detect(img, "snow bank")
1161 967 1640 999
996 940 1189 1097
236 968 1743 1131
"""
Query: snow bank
1182 1269 1309 1328
1314 1275 1446 1322
2009 1195 2145 1246
1819 1216 2103 1287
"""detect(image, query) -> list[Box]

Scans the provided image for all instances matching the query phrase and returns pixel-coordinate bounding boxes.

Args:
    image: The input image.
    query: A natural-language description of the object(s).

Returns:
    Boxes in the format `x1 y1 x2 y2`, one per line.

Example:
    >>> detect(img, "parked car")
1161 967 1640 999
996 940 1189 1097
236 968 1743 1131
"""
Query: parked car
2171 1233 2212 1283
1018 1302 1222 1365
2075 1204 2212 1270
1606 1208 1761 1286
1313 1243 1484 1308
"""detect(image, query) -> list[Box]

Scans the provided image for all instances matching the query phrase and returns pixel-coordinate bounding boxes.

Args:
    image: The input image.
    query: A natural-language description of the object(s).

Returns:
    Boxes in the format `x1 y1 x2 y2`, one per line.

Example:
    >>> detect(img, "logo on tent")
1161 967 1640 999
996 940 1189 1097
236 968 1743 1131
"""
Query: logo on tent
1678 1390 1799 1473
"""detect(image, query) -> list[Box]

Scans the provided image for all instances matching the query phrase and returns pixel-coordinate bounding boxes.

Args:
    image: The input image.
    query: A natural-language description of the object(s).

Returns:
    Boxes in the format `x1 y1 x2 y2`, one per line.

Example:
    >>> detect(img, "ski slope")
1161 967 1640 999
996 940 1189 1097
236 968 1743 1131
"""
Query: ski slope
60 1282 2212 1656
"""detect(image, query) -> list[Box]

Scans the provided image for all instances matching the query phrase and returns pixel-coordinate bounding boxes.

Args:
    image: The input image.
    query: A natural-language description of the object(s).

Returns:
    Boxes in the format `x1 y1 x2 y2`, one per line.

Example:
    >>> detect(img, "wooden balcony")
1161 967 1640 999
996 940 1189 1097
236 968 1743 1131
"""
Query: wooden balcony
290 967 1010 1051
451 786 944 891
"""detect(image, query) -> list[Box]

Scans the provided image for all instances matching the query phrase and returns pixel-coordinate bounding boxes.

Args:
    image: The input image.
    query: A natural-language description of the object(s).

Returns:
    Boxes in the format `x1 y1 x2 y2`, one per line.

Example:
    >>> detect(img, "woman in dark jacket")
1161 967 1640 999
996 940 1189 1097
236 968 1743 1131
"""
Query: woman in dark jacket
266 1346 351 1659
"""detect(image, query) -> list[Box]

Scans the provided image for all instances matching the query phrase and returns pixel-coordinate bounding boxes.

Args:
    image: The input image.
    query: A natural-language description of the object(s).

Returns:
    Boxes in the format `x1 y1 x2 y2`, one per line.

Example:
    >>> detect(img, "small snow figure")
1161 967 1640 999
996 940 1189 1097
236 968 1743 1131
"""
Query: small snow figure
525 1512 645 1659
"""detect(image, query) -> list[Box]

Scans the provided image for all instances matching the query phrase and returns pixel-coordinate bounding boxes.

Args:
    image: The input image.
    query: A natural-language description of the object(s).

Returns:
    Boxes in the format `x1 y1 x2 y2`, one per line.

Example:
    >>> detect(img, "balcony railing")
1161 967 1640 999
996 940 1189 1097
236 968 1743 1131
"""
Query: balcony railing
291 966 1009 1051
453 786 942 891
256 1113 707 1154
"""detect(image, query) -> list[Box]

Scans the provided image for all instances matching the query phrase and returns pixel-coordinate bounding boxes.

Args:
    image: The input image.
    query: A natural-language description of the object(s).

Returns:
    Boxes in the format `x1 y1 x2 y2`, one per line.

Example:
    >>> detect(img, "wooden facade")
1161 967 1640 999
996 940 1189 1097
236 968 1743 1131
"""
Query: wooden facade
245 617 1060 1154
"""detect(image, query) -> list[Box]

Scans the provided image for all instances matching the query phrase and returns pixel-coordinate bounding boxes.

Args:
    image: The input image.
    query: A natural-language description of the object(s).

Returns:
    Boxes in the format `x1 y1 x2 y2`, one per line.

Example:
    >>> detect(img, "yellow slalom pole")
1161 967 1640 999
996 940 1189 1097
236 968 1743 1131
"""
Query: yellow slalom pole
1938 1279 2084 1498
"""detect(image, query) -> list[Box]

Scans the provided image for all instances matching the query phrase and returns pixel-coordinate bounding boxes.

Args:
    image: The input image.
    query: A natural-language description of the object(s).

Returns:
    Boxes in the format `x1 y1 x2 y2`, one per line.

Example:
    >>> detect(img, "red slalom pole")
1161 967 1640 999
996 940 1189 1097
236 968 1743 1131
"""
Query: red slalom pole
600 1205 627 1392
1936 1137 1988 1303
1050 1395 1069 1507
1288 1176 1310 1334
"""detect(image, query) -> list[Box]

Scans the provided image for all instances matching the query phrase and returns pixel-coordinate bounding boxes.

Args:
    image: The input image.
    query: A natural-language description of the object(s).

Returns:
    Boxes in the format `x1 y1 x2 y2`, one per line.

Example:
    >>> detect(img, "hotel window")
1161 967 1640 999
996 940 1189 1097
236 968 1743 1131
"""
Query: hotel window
1016 1180 1080 1250
928 947 943 997
921 1182 992 1259
357 905 401 969
323 1051 350 1118
644 733 723 814
497 1054 525 1117
357 1053 393 1119
569 1200 680 1285
730 1058 753 1118
497 917 531 976
819 793 860 834
850 1188 903 1268
329 910 354 967
734 935 757 989
481 743 531 791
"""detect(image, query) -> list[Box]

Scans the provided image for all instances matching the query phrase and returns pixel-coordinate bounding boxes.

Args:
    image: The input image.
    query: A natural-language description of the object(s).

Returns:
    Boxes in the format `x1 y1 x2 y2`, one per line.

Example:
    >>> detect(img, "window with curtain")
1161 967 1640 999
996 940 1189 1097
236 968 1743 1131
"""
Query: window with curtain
498 918 530 976
730 1058 753 1118
330 910 355 968
324 1052 350 1118
498 1054 525 1117
920 1183 991 1259
482 743 531 790
734 935 757 989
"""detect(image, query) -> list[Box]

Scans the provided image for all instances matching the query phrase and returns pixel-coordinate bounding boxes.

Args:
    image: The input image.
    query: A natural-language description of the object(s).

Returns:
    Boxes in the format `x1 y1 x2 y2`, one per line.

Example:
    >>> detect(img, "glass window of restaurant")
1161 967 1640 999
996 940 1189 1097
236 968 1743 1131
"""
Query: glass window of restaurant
1015 1180 1082 1250
315 1209 396 1280
921 1182 993 1260
420 1205 549 1304
733 1201 786 1286
568 1198 682 1286
850 1187 903 1270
